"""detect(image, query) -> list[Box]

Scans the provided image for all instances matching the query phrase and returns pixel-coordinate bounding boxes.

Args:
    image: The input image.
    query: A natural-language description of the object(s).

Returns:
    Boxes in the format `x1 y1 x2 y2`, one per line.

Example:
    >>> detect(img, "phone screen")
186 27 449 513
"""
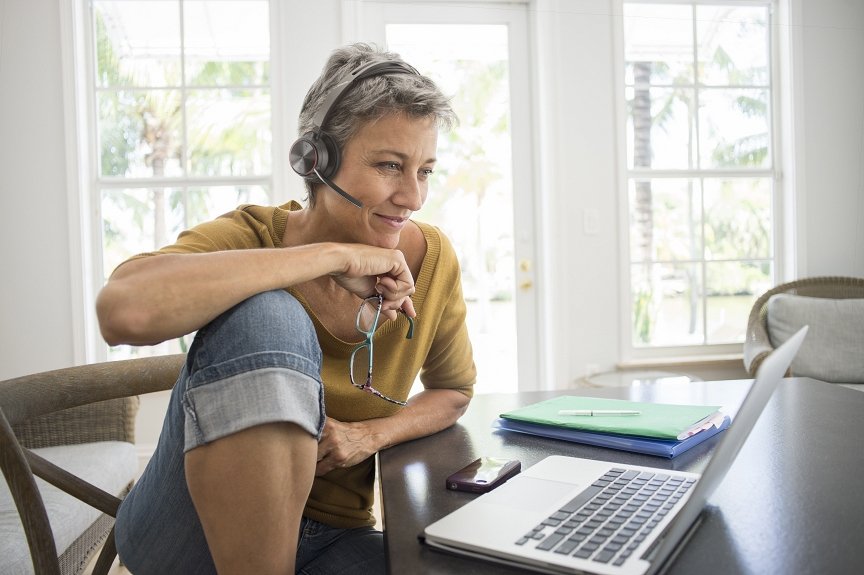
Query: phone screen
446 457 521 493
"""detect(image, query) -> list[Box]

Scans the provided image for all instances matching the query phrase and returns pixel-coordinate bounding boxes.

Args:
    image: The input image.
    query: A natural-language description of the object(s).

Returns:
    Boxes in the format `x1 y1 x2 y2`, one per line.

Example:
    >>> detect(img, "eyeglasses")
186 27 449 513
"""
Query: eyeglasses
349 294 415 406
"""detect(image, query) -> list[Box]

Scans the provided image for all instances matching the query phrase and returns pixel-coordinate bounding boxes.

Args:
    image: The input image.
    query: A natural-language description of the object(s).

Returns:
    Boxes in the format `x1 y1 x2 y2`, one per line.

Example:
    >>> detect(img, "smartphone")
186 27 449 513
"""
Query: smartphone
445 457 521 493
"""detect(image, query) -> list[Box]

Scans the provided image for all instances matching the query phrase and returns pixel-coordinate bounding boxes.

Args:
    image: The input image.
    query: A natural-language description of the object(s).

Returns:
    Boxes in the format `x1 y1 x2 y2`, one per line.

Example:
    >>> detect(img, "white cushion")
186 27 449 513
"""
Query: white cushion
767 294 864 383
0 441 137 575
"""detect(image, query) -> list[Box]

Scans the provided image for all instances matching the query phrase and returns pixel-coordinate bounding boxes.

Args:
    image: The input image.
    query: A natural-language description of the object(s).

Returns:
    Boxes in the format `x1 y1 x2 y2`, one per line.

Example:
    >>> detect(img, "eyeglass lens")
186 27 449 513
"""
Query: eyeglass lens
356 296 381 334
350 343 371 384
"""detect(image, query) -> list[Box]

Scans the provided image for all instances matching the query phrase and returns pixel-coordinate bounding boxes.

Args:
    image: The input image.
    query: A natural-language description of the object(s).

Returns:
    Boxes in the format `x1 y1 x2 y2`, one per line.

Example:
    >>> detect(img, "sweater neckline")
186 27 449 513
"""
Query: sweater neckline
278 202 441 353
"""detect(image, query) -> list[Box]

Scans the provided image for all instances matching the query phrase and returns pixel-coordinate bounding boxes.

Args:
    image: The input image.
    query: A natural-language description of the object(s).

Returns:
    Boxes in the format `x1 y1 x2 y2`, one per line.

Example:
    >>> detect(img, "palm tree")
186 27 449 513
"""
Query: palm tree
631 61 655 343
140 93 182 249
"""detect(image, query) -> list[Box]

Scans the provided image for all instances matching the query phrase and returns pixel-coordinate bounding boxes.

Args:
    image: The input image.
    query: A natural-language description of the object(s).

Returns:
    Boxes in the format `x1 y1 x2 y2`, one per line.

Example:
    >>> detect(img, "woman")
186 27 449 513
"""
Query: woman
97 43 476 574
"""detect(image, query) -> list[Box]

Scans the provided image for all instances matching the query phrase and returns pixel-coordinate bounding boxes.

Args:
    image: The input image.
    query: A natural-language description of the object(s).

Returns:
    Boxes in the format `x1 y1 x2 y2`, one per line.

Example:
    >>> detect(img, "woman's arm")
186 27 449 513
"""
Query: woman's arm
97 242 416 346
314 388 470 475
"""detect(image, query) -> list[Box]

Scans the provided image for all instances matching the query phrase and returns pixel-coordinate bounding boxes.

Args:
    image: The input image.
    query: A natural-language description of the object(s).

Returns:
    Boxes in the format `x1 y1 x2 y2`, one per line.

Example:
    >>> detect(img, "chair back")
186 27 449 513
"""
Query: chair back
744 276 864 379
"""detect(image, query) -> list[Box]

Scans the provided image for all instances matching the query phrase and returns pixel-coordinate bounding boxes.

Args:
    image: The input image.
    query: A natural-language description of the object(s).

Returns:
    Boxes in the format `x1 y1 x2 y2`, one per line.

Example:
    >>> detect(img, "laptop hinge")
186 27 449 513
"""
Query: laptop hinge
642 513 705 575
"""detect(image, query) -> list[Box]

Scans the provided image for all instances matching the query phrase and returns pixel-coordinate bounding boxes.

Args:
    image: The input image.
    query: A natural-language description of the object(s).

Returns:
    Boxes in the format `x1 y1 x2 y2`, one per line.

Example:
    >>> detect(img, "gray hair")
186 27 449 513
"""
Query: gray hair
298 43 457 204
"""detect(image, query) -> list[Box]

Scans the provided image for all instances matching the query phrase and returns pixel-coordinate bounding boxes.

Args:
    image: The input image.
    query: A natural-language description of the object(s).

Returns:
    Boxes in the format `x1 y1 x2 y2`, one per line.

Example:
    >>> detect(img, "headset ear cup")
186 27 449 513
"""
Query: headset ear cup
315 131 340 180
289 131 341 181
289 132 322 179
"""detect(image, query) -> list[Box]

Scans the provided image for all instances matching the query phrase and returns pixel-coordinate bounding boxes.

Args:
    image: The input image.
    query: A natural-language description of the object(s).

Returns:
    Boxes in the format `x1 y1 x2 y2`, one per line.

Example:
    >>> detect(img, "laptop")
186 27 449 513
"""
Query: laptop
422 326 809 575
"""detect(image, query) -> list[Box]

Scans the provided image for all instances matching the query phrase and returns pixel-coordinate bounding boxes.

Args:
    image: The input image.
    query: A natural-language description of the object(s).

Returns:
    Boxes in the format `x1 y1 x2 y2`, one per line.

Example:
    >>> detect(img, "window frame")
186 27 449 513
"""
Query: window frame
614 0 784 362
64 0 290 363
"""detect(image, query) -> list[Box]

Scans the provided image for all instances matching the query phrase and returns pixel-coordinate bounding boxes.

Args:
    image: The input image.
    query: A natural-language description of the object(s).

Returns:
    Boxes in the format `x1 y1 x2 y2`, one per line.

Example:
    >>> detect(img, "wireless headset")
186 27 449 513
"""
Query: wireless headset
289 59 420 208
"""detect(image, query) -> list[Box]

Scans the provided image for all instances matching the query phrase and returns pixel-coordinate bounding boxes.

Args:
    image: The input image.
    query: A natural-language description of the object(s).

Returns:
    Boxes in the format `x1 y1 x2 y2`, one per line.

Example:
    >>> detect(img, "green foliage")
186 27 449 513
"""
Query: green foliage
711 133 768 167
95 13 122 86
632 281 656 344
190 61 269 86
706 261 770 296
96 12 136 177
704 180 771 261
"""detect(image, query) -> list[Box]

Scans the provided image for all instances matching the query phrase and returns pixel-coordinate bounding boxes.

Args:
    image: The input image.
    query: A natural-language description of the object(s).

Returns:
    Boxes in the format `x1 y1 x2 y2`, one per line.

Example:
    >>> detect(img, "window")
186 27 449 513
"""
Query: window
622 1 775 350
90 0 273 359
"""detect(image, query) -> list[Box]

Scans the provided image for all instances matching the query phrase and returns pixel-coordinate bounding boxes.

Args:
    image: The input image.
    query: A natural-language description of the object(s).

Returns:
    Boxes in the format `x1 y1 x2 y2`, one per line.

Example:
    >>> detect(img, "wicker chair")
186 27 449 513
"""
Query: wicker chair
743 276 864 377
0 354 185 575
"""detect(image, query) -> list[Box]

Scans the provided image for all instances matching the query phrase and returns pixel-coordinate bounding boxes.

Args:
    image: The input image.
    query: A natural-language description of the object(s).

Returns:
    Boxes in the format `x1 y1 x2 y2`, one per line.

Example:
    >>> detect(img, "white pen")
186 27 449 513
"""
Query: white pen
557 409 641 416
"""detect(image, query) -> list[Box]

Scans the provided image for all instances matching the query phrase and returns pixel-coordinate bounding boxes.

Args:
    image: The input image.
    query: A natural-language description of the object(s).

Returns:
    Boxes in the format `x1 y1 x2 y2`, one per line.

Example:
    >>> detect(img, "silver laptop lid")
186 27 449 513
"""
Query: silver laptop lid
644 325 808 573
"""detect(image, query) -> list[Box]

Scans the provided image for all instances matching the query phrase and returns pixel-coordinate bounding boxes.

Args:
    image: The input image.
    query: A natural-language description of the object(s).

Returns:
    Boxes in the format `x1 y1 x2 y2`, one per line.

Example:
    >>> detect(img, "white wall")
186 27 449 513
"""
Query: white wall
0 0 76 378
798 0 864 275
532 0 623 388
2 0 863 390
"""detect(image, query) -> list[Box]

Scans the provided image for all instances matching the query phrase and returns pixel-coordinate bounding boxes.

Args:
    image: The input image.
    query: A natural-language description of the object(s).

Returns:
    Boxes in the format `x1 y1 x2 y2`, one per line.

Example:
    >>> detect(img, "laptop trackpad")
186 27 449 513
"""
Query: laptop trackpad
480 475 576 511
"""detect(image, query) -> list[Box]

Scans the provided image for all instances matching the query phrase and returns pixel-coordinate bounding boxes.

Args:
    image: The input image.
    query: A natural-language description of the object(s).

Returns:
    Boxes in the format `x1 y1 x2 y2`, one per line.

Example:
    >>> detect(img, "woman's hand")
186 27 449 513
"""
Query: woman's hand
315 390 471 476
315 417 388 476
329 244 417 320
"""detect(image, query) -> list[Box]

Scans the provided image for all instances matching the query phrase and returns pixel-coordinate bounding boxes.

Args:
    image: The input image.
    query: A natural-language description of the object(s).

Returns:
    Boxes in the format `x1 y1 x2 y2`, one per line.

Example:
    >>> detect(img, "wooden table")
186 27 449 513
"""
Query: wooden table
377 378 864 574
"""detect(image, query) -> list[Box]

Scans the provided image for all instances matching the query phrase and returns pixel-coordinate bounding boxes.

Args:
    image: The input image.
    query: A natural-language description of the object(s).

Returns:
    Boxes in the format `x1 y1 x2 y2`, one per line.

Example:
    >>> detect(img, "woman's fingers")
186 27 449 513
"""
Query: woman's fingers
375 276 416 321
332 245 417 314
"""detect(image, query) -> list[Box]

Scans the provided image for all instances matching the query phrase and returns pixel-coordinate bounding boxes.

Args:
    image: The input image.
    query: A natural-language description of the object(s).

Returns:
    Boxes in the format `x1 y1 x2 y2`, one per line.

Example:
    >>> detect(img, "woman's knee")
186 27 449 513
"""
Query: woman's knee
191 290 321 367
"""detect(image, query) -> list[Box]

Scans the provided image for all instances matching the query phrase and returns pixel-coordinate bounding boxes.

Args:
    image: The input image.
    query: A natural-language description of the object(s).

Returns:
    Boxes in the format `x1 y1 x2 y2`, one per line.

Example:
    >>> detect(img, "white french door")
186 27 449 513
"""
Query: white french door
352 1 540 393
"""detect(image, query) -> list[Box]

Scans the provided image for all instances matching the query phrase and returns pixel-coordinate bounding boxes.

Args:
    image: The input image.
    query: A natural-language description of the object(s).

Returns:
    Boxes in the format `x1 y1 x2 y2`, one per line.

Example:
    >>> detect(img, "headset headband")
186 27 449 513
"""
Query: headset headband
310 60 420 131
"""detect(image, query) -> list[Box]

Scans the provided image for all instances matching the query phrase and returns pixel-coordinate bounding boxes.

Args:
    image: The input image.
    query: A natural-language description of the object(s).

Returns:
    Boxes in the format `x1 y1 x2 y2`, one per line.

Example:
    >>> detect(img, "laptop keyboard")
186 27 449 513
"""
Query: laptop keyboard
515 468 696 566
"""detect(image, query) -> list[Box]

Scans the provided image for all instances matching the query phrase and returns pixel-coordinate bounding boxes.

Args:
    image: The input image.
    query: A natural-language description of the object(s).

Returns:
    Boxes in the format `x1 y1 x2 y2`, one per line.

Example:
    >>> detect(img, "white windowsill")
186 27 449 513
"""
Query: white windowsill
617 353 744 370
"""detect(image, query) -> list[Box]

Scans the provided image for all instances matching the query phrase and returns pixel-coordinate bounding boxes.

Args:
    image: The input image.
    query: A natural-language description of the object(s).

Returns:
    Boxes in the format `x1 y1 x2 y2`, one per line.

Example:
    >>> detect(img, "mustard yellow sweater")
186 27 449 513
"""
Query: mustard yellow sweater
133 202 477 527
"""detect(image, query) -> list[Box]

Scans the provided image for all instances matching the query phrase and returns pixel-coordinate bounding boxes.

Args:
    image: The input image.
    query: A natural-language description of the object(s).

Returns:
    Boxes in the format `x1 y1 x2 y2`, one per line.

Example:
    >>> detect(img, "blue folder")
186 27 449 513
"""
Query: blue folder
492 415 731 459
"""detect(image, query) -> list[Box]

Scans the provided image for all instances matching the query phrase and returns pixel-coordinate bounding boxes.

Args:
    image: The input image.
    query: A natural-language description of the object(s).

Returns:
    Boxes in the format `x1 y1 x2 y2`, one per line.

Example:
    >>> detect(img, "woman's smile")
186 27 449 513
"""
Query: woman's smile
374 212 410 229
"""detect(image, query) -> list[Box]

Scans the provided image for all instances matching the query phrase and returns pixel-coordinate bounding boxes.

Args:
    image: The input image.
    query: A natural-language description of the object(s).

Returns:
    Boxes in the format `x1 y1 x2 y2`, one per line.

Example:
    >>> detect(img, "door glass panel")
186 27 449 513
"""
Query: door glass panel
386 24 518 394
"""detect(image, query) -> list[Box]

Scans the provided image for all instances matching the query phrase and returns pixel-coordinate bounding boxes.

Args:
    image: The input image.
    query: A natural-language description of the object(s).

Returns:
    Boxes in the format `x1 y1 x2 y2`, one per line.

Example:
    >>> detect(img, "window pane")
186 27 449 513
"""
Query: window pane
98 89 183 177
93 0 181 87
697 6 769 86
184 1 270 86
101 185 271 280
703 178 772 260
706 260 771 344
187 88 271 176
699 88 770 168
632 263 704 347
629 178 702 263
624 4 694 85
626 87 695 169
172 185 270 230
101 187 170 277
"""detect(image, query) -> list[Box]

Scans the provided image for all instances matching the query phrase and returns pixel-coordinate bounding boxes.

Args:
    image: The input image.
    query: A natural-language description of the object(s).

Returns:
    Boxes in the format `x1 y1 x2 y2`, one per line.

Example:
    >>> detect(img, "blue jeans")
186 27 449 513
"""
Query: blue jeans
115 290 385 574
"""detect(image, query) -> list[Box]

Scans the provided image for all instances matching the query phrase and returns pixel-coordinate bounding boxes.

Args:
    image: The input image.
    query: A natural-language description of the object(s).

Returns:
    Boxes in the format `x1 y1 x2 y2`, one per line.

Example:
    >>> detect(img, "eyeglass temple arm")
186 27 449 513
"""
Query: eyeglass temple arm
402 311 414 339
